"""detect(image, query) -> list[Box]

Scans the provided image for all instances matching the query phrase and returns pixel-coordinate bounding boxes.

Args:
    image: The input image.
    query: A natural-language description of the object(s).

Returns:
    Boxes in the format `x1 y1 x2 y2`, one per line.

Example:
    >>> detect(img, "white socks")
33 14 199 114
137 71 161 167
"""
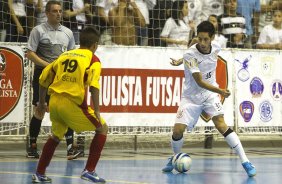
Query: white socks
171 131 249 163
224 132 249 163
171 137 184 154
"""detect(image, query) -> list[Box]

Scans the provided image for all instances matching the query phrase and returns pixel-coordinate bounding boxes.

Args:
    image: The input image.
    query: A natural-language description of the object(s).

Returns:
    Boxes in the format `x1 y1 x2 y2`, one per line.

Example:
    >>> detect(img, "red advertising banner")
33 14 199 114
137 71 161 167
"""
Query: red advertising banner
0 47 24 120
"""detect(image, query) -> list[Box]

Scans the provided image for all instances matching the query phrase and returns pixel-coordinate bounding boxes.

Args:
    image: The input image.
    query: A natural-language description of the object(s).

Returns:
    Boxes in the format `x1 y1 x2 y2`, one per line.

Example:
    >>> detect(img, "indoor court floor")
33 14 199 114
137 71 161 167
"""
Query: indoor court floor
0 145 281 184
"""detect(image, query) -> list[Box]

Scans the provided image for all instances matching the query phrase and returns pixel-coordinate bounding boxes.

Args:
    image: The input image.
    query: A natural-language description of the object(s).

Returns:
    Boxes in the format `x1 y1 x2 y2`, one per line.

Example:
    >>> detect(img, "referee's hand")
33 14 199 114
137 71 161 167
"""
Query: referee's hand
34 103 47 120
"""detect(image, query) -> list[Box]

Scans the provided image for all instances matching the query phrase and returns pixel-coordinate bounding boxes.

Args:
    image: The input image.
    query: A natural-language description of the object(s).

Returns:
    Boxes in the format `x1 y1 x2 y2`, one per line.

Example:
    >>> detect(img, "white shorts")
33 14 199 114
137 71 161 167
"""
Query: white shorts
175 93 224 130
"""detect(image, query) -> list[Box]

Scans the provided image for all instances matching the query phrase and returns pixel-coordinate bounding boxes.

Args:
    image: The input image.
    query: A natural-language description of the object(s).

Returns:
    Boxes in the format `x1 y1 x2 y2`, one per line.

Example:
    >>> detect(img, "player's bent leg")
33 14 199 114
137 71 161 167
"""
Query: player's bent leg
32 135 60 183
81 124 108 183
95 123 108 135
162 123 187 172
213 115 256 177
212 115 228 134
172 123 186 154
172 123 187 140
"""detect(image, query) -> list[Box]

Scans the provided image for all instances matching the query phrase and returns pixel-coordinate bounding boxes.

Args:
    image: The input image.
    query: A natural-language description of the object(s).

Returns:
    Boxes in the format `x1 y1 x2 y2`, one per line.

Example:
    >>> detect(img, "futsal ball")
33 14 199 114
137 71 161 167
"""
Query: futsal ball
172 153 192 173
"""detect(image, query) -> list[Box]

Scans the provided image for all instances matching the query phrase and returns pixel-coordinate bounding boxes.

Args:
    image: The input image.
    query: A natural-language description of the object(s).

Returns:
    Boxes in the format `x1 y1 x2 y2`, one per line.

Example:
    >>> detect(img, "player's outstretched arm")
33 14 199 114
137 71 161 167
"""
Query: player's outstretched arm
170 58 184 66
192 72 230 98
170 38 199 67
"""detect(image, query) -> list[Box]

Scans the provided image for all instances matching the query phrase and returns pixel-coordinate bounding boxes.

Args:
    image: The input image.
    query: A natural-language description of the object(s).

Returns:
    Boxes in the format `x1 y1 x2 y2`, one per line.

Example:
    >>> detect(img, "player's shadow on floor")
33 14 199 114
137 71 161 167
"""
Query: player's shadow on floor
163 172 191 184
244 177 257 184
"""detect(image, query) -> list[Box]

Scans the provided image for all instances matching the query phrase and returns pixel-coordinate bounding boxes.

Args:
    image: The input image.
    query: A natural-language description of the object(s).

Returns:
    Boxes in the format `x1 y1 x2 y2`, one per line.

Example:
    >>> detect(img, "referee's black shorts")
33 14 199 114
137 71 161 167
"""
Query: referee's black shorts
32 68 50 106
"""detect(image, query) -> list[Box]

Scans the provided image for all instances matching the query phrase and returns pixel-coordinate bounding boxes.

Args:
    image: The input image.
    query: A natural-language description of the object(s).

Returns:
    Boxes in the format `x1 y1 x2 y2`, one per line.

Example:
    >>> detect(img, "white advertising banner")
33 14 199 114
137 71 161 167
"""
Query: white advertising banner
94 46 234 127
6 46 281 128
233 50 282 127
0 46 25 123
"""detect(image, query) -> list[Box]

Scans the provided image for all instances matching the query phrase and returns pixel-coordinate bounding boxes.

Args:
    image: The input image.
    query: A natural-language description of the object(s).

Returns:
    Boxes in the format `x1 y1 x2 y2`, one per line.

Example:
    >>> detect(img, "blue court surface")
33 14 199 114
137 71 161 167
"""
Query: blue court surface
0 147 281 184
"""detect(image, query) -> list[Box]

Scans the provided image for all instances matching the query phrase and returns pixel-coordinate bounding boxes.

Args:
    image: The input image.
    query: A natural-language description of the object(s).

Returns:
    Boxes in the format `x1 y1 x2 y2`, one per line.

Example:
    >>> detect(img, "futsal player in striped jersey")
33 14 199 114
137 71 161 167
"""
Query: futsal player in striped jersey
162 21 256 177
32 26 108 183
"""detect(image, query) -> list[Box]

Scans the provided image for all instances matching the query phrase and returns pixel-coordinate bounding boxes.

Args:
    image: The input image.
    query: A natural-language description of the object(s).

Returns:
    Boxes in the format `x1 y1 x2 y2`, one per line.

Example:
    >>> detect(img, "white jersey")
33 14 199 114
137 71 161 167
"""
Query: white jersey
96 0 118 15
259 0 273 32
213 34 227 48
160 17 191 48
182 42 221 103
257 25 282 44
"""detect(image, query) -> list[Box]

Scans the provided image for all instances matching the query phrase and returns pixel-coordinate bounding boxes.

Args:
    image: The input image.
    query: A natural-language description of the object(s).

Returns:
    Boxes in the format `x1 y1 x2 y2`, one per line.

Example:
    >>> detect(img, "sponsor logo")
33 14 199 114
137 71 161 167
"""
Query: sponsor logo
91 56 228 117
239 101 254 122
259 100 273 122
232 144 239 149
0 47 24 120
270 79 282 101
260 56 274 76
235 55 251 82
250 77 264 97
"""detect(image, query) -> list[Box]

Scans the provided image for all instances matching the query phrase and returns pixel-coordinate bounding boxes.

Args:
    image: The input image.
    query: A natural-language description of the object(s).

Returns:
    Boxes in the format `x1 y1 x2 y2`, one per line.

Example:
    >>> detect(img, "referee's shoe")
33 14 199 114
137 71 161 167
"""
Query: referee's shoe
27 143 40 159
67 145 84 160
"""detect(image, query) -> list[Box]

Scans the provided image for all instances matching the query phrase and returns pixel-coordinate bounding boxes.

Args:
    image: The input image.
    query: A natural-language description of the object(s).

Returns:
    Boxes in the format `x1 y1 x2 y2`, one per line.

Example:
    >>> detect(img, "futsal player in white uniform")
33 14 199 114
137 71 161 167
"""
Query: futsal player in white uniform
162 21 256 177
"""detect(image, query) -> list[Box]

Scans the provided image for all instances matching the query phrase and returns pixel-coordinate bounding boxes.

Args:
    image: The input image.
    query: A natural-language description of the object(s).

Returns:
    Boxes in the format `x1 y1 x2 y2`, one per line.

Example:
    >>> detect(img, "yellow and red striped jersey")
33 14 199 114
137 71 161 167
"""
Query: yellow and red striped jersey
39 48 101 105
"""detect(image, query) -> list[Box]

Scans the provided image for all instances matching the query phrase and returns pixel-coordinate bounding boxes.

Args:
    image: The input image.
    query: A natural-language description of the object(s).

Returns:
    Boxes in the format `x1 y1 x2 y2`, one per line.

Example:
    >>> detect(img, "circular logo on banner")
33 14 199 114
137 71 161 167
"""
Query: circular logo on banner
239 101 254 122
235 55 251 82
270 79 282 101
259 100 273 122
250 77 264 97
0 47 24 120
237 68 250 82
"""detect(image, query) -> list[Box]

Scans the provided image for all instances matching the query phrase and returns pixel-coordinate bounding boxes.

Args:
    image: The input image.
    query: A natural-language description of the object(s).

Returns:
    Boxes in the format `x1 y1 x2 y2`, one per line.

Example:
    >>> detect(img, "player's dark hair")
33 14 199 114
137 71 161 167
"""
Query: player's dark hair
171 0 187 26
79 26 100 47
197 21 215 37
45 0 61 12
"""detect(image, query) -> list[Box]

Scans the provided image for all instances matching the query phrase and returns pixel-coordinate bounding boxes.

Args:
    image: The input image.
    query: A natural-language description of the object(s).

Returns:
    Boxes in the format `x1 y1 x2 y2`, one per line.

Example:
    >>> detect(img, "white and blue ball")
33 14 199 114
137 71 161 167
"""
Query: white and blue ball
172 153 192 173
